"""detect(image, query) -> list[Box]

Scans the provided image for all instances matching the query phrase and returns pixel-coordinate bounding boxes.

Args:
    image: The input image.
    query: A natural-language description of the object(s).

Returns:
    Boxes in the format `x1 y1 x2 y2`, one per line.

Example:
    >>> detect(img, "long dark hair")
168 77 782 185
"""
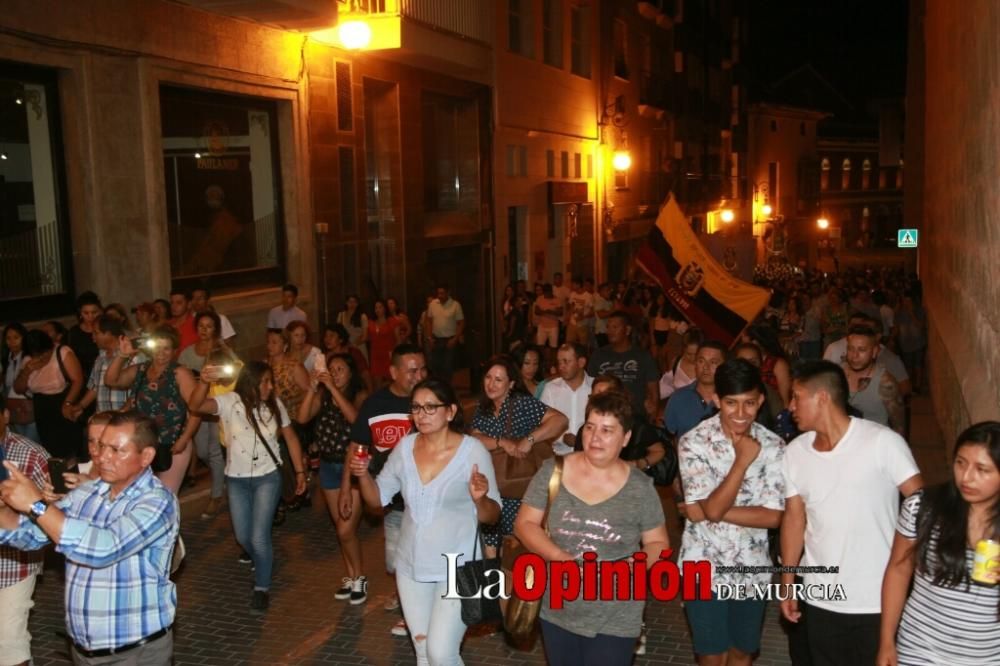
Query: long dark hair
234 360 281 437
478 354 528 417
512 344 544 384
916 421 1000 617
1 322 28 375
412 377 464 433
344 294 363 328
324 353 363 402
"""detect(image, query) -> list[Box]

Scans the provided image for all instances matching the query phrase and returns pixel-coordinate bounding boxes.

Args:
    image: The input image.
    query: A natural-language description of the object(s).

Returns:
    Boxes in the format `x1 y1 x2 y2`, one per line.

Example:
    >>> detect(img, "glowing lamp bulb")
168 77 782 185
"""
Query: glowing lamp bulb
817 217 830 230
338 20 372 50
761 204 773 217
612 151 631 171
720 209 735 223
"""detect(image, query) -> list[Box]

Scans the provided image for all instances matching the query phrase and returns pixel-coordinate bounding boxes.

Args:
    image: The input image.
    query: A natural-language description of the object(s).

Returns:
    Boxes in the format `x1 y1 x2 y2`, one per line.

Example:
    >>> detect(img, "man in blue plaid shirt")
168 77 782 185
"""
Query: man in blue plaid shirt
0 410 179 665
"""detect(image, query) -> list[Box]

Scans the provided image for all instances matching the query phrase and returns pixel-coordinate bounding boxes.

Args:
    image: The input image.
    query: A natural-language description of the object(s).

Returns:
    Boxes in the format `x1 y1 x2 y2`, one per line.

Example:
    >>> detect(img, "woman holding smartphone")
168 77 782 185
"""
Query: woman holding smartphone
190 360 307 611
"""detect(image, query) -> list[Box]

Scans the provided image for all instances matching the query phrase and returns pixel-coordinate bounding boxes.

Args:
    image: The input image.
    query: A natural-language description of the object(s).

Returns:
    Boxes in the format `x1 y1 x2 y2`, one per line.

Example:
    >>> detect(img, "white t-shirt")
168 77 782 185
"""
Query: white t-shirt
213 392 291 478
822 338 909 382
539 374 594 454
267 305 307 330
783 417 920 613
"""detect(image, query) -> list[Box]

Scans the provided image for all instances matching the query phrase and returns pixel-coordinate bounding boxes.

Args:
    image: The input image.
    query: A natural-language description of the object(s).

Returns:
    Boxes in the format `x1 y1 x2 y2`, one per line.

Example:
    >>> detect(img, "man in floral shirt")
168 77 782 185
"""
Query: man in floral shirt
678 359 785 666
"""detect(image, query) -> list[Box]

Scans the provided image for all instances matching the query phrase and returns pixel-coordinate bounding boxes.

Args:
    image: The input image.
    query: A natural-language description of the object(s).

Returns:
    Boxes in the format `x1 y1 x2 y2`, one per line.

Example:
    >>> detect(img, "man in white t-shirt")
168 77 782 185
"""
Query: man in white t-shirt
822 312 910 397
266 284 307 331
424 284 465 383
565 277 594 346
780 360 922 666
539 343 593 456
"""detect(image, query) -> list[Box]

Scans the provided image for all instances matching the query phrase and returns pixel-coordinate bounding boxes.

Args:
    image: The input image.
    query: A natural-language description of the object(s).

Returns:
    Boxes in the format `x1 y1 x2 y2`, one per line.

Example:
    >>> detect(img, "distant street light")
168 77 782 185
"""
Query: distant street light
612 150 632 171
338 19 372 50
761 204 773 218
817 217 830 230
720 209 735 223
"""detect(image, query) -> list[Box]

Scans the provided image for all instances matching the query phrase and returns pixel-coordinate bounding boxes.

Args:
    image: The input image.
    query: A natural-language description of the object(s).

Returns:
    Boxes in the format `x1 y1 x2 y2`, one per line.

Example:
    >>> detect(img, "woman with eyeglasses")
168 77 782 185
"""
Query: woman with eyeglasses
297 352 369 604
349 378 500 665
190 360 307 611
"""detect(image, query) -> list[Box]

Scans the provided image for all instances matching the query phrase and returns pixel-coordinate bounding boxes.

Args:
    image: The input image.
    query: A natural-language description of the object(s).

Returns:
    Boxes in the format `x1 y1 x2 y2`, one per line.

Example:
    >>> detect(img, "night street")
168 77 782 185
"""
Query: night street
19 393 946 666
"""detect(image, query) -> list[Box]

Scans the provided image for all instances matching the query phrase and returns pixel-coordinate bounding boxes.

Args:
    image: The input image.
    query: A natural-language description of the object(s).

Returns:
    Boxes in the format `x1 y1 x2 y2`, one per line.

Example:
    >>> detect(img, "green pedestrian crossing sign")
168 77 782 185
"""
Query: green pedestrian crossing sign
897 229 918 248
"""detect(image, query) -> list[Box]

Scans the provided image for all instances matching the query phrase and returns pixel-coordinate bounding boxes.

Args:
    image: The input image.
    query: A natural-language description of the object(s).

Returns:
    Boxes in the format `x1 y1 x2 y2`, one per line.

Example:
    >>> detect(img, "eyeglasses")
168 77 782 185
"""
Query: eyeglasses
410 403 446 415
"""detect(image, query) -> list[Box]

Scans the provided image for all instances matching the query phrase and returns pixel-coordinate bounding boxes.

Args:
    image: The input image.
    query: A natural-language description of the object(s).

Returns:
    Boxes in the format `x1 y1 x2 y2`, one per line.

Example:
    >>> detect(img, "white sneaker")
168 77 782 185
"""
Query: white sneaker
634 624 647 655
350 576 368 605
335 577 353 600
390 618 408 636
383 594 401 611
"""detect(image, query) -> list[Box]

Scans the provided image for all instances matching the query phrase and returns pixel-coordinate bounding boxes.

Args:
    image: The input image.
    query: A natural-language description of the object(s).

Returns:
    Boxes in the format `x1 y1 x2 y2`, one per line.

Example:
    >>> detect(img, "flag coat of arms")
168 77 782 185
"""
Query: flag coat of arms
636 196 771 347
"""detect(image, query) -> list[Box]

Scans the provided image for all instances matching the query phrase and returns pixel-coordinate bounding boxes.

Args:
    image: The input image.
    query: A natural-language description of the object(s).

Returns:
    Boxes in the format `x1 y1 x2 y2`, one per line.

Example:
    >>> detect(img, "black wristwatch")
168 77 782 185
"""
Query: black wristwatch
28 500 49 522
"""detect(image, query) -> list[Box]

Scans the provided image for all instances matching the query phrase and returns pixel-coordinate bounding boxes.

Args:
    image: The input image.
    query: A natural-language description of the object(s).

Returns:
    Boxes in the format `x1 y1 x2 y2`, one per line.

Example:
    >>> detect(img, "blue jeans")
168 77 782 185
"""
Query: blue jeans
193 420 225 499
395 572 466 665
227 470 282 591
540 619 636 666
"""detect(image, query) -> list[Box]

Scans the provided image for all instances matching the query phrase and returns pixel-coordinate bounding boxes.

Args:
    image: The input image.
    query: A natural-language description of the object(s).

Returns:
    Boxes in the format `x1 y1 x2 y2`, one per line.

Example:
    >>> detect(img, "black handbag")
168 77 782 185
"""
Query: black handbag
644 424 679 487
455 524 503 626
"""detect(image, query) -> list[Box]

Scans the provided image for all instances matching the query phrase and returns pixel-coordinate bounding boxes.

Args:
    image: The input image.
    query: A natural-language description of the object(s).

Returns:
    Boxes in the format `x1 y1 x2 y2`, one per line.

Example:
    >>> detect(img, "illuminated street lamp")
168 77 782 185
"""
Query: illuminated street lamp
612 150 632 171
817 217 830 230
720 209 735 223
338 18 372 50
761 204 773 218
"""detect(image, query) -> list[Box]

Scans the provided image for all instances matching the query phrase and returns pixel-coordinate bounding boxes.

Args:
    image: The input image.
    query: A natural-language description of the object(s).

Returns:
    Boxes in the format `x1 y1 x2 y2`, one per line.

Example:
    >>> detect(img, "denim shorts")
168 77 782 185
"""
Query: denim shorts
684 595 767 655
318 460 345 490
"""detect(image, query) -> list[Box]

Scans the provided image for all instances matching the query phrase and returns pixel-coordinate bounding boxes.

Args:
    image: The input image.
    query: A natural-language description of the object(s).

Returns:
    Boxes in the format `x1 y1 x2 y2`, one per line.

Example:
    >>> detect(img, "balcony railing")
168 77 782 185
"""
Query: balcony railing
352 0 490 43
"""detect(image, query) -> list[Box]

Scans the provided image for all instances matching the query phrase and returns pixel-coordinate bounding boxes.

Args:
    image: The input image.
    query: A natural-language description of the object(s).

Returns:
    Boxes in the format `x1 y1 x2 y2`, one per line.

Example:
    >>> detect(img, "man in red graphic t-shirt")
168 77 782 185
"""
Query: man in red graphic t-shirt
341 344 427 633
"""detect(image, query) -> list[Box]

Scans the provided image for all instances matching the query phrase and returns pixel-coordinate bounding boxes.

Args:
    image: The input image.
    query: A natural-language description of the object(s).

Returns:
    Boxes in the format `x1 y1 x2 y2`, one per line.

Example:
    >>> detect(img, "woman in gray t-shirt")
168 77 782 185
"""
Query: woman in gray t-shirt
515 390 668 665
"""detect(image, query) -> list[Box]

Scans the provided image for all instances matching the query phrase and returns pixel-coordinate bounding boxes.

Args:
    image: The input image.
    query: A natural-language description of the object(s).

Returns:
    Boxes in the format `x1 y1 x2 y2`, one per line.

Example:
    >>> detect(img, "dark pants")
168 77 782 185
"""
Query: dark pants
799 602 879 666
540 619 635 666
430 337 457 383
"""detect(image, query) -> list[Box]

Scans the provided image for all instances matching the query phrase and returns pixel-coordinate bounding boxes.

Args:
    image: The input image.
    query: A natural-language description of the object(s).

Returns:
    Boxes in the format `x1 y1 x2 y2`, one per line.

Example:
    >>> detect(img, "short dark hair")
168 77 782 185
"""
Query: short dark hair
322 322 351 346
194 310 223 338
192 285 212 299
847 324 879 340
733 342 763 364
76 290 102 311
412 378 464 432
793 360 849 413
391 343 424 366
698 340 729 357
608 310 632 327
282 283 299 297
592 373 625 393
715 358 765 399
24 329 55 356
96 315 125 338
585 390 634 433
169 287 191 300
435 283 450 292
558 342 588 362
105 410 159 452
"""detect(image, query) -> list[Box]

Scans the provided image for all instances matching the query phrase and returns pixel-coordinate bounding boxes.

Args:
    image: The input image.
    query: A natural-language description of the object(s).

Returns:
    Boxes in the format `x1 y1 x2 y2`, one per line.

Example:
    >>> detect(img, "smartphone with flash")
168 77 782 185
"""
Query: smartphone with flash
48 458 78 494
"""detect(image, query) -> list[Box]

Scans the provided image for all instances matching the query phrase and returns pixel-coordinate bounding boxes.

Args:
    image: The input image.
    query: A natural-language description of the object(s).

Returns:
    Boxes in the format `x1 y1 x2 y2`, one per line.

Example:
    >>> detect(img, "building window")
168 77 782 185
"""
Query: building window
820 157 830 191
770 119 778 132
543 0 563 68
561 150 569 178
422 92 480 213
161 86 285 291
0 63 74 318
519 145 528 177
336 61 353 131
508 0 534 58
841 158 851 190
339 146 356 232
570 3 591 78
674 51 684 73
613 19 628 79
574 152 582 179
505 144 517 177
861 158 872 189
546 149 555 177
587 154 593 178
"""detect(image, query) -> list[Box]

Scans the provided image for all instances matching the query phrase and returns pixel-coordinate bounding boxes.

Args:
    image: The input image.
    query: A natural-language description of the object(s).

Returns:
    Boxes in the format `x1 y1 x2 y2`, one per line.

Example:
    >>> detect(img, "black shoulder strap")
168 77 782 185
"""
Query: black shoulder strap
54 345 71 383
246 402 282 468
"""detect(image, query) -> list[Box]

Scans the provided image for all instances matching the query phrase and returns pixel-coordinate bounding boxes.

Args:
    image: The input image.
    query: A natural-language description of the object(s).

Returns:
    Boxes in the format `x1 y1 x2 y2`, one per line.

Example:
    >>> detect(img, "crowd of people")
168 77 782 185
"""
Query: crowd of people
0 264 997 666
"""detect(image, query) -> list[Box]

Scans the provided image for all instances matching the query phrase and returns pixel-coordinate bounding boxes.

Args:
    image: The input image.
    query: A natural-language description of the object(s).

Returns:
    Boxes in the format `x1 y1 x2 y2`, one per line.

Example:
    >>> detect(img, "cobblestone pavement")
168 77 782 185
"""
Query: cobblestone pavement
24 395 945 665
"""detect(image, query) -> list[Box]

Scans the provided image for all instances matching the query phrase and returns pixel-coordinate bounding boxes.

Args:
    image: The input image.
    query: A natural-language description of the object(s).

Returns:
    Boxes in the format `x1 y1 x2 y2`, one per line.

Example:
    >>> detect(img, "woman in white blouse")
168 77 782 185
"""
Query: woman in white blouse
349 378 501 665
190 360 307 612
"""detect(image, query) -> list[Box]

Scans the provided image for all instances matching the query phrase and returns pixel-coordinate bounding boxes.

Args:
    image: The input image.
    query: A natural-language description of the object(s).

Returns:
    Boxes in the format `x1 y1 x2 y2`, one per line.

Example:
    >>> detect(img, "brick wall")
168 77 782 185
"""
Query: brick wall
918 0 1000 442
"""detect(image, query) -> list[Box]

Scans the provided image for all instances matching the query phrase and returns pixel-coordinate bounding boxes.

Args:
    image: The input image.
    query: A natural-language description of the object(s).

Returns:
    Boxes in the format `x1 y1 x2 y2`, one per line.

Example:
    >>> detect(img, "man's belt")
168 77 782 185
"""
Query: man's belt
72 626 170 658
